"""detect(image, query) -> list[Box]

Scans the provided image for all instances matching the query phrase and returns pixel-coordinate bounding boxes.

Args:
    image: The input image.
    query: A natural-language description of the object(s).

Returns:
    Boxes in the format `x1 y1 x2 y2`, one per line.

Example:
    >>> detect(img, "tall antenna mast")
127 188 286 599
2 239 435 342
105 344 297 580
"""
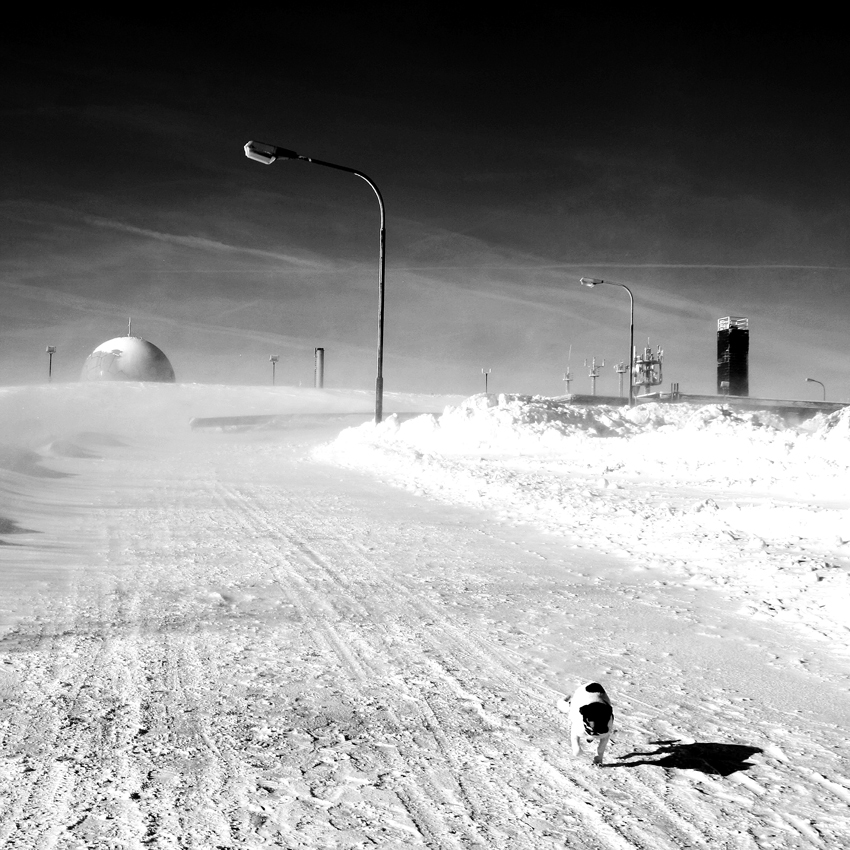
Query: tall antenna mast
585 356 605 396
128 317 132 336
562 344 573 395
614 361 629 398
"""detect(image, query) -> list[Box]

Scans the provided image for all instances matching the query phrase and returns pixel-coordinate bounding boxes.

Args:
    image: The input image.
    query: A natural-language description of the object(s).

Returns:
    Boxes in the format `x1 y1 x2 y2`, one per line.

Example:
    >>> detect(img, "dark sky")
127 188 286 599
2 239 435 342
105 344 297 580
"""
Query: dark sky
2 12 849 399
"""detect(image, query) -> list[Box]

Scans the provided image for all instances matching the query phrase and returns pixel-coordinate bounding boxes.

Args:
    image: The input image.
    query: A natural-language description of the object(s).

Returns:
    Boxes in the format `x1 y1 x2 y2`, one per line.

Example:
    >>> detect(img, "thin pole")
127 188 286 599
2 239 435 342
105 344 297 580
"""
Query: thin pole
296 156 385 424
579 278 635 406
243 143 385 424
626 285 634 407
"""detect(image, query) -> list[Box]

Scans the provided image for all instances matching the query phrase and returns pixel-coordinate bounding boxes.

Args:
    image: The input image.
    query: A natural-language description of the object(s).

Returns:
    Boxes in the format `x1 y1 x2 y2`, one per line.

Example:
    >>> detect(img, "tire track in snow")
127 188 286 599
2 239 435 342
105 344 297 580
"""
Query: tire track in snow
222 471 850 849
215 480 706 849
309 520 723 848
3 434 847 848
216 483 494 848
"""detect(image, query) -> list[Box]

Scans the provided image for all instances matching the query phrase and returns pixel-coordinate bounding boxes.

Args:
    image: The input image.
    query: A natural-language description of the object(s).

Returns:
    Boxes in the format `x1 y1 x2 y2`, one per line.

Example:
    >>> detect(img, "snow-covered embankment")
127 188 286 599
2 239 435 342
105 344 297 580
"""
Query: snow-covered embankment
316 394 850 650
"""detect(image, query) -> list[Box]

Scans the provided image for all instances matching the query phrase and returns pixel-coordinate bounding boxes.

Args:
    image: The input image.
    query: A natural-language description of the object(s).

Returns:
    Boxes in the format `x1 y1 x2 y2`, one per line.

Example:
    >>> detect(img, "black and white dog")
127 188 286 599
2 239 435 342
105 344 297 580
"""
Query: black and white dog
557 682 614 765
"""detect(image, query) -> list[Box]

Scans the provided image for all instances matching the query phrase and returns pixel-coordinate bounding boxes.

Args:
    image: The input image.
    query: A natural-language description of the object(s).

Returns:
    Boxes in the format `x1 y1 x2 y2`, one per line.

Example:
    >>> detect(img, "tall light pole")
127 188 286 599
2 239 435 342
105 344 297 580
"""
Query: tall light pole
244 141 386 423
269 354 279 385
579 277 635 407
806 377 826 400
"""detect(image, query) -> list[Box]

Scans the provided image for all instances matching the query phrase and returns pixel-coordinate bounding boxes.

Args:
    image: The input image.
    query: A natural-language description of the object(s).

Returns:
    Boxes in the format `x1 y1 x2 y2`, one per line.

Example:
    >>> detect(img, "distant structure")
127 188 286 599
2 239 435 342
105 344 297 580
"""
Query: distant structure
585 357 604 395
613 361 629 398
633 344 663 396
81 336 175 382
717 317 749 396
46 345 56 381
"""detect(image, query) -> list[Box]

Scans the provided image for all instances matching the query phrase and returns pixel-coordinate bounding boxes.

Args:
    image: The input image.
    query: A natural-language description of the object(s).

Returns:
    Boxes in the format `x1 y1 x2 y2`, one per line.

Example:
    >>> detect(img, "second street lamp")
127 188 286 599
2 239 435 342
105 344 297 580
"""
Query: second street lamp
579 277 635 407
244 141 386 423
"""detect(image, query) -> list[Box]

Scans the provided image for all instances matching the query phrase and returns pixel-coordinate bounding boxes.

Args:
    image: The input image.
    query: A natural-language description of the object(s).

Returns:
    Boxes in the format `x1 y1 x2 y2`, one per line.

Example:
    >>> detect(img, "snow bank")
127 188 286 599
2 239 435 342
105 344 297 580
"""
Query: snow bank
318 394 850 648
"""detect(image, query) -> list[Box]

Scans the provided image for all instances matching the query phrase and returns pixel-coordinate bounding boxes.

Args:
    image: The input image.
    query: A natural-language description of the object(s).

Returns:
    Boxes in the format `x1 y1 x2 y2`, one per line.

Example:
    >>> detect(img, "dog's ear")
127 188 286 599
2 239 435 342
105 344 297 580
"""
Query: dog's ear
580 703 612 734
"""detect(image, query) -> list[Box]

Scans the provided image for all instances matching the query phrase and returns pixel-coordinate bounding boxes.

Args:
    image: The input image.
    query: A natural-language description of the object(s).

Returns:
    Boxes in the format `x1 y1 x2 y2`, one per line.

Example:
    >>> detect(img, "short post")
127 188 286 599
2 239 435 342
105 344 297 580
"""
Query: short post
614 361 628 398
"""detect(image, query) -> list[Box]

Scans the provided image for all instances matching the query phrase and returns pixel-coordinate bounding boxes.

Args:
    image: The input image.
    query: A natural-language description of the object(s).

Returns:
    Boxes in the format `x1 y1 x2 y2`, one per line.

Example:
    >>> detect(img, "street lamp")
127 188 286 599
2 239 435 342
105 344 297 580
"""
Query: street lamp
806 377 826 400
46 345 56 381
269 354 279 386
244 140 386 423
579 277 635 407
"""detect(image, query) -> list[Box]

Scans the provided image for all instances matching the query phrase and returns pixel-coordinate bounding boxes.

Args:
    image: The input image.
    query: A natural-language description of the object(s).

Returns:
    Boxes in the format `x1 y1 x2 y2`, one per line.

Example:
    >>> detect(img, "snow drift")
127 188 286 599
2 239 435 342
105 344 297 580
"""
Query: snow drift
318 393 850 649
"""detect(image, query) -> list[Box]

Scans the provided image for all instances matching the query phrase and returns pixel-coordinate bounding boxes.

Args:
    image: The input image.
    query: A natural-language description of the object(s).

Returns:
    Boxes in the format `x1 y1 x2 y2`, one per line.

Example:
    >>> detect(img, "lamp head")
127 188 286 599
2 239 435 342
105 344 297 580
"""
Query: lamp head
244 141 299 165
580 277 604 287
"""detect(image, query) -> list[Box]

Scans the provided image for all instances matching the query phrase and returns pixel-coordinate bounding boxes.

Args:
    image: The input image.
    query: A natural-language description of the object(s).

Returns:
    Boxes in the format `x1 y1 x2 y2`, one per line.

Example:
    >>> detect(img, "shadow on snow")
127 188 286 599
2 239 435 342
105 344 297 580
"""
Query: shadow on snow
615 740 762 775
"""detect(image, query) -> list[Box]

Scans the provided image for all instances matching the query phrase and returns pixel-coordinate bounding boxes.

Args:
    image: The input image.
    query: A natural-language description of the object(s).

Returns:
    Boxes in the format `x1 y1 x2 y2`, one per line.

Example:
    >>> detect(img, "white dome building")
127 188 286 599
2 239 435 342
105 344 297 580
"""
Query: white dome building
81 336 175 382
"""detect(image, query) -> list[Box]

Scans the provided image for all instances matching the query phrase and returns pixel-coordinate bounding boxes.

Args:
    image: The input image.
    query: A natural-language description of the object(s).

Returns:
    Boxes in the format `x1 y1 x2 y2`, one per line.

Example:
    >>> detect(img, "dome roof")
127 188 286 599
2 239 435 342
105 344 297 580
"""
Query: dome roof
81 336 175 382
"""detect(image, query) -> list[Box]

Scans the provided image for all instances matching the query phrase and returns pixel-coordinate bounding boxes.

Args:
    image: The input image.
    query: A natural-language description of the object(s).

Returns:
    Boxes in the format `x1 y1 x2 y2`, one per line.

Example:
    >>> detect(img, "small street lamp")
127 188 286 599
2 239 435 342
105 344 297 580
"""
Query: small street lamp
482 368 491 394
244 141 386 423
269 355 279 386
806 377 826 400
579 277 635 406
46 346 56 381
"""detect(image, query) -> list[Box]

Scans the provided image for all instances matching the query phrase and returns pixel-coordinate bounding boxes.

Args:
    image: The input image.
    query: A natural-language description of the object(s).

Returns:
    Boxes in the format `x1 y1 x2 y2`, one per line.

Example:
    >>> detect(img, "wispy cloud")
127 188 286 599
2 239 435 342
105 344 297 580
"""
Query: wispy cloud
395 262 850 272
0 201 335 272
80 214 330 270
550 263 850 270
0 279 335 352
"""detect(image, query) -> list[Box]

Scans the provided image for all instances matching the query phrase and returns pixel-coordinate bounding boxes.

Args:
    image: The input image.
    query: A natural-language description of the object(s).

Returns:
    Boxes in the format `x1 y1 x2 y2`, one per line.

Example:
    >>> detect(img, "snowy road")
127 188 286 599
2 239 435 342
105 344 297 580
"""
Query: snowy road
2 402 849 848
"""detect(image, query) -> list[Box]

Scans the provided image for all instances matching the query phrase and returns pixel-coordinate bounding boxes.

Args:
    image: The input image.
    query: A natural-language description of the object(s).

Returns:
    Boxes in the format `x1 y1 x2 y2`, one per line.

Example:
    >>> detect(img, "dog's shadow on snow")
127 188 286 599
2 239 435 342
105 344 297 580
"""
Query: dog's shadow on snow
615 740 762 775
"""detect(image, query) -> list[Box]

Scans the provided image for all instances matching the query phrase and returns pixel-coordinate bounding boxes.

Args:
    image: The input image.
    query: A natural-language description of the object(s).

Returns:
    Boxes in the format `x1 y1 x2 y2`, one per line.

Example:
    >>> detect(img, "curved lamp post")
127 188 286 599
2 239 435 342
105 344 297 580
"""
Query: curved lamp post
244 141 386 423
806 377 826 400
579 278 635 406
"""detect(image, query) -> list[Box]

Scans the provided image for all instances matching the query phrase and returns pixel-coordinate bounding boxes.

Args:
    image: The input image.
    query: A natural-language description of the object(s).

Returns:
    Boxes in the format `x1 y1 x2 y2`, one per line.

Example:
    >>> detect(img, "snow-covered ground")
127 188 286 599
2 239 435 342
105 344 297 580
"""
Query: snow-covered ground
319 393 850 652
1 383 849 848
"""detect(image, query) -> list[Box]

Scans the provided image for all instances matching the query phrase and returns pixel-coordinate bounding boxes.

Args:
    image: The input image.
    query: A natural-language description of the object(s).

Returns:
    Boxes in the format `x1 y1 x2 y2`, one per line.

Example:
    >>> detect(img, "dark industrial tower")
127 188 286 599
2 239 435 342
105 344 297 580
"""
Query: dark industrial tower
717 316 749 396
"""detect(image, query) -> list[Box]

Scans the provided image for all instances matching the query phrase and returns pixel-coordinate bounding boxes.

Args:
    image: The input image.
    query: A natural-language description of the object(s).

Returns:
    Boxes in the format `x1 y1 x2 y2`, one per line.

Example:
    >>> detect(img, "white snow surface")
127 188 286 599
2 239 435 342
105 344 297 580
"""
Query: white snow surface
320 393 850 650
2 383 849 848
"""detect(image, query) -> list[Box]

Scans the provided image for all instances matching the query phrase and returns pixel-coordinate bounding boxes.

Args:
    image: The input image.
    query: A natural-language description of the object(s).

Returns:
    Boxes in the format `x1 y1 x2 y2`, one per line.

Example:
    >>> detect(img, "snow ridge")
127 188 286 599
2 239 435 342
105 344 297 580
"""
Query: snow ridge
318 394 850 650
